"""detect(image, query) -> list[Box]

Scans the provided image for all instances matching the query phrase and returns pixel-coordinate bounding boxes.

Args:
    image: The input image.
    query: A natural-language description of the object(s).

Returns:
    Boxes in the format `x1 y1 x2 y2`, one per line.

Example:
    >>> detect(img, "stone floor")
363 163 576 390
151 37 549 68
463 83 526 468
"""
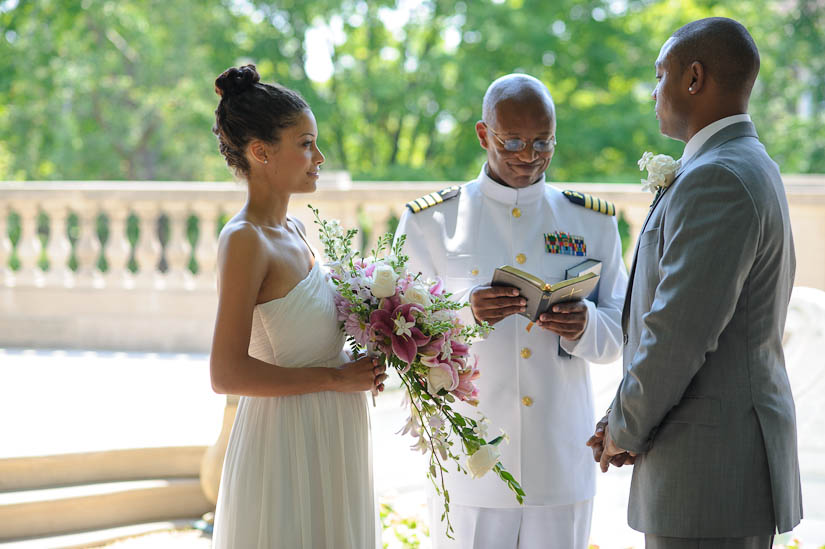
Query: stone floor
1 343 823 548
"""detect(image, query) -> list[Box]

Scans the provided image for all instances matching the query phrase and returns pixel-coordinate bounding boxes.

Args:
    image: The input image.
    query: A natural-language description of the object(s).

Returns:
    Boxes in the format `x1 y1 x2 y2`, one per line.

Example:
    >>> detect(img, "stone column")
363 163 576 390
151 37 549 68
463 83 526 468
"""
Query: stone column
200 394 239 505
73 205 102 288
42 202 72 288
133 202 161 289
163 203 193 289
193 202 219 291
103 202 132 289
0 205 10 286
11 201 43 287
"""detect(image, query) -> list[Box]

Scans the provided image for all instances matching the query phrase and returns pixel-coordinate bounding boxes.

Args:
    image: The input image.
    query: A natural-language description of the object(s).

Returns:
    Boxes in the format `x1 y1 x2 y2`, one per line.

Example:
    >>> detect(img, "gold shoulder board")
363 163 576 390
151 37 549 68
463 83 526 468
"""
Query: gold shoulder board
562 190 616 216
405 185 461 214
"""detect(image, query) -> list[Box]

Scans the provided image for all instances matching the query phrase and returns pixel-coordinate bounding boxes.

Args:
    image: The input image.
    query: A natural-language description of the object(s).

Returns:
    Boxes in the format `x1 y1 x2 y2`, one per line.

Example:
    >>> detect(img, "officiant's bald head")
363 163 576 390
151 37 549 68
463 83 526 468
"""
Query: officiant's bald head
481 74 556 125
476 74 557 189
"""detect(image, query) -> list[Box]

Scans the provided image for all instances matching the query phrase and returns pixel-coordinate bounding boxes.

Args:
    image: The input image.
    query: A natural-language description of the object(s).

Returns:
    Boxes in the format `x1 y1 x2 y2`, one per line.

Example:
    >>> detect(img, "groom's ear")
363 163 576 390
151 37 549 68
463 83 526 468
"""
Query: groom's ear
475 121 490 150
687 61 705 95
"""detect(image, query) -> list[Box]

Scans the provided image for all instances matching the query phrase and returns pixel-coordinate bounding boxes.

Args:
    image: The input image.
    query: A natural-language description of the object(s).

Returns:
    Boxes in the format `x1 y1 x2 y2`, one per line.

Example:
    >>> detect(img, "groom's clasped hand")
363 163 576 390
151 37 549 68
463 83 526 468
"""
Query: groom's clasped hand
586 415 635 472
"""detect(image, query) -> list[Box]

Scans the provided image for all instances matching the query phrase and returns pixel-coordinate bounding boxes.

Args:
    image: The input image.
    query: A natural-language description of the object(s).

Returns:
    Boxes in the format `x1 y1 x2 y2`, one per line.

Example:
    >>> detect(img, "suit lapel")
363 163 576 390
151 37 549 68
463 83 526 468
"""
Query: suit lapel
620 121 759 333
621 182 676 331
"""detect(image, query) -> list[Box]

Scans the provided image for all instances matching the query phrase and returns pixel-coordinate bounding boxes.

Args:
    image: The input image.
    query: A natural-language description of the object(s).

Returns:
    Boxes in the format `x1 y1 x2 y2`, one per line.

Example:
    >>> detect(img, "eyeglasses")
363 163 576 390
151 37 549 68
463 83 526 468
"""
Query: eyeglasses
484 123 557 153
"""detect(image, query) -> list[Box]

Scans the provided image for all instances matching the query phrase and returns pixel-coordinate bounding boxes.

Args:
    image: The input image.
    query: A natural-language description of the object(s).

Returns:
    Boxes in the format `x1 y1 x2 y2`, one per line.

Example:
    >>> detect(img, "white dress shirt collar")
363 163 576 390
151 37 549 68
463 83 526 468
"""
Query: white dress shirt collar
478 163 546 206
681 113 751 166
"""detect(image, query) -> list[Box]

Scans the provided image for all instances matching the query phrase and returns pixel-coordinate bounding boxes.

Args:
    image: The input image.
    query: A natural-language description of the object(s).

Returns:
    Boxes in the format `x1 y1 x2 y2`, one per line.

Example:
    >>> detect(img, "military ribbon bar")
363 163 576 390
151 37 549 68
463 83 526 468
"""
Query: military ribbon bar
544 232 586 256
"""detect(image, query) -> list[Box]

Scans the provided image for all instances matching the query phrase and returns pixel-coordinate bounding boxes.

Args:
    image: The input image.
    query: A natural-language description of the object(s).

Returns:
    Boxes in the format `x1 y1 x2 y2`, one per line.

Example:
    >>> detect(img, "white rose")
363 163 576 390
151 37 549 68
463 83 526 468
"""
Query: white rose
638 152 679 193
370 264 398 298
467 444 501 479
427 365 456 394
401 283 432 307
427 309 452 323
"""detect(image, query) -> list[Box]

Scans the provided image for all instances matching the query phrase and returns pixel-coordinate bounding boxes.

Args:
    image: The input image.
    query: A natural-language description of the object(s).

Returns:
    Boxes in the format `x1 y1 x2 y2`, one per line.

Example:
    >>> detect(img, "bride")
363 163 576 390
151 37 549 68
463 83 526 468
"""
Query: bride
208 64 386 548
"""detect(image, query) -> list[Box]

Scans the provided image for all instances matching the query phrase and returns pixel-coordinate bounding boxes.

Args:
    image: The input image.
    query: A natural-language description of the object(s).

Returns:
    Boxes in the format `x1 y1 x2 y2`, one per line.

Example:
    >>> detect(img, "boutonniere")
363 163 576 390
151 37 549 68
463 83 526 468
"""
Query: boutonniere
638 152 680 194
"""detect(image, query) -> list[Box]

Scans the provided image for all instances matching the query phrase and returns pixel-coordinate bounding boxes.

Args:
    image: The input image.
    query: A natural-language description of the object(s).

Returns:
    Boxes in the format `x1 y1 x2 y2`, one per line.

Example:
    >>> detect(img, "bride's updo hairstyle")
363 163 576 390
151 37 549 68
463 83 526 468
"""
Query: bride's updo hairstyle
212 64 309 176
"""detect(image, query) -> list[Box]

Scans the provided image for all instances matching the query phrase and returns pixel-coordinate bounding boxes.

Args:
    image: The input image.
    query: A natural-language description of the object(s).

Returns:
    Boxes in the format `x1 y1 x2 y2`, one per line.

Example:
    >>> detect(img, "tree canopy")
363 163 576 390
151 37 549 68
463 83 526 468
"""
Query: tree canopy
1 0 822 182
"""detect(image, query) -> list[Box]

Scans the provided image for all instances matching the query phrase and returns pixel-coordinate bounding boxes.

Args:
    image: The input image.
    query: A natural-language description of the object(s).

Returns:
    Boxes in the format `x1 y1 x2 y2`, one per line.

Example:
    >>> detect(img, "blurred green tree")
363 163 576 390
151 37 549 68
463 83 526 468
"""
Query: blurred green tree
0 0 822 182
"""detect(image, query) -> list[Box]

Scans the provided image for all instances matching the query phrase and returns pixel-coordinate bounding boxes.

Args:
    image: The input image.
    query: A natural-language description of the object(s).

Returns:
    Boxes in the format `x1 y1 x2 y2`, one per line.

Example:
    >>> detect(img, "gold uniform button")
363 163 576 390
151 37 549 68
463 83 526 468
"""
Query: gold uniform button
520 347 532 359
522 396 533 407
512 207 522 218
516 253 526 264
471 269 479 276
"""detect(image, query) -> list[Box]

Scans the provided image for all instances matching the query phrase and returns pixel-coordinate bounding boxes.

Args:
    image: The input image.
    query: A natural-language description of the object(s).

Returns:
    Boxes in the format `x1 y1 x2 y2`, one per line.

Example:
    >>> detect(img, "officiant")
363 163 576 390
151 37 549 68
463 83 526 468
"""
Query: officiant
394 73 628 549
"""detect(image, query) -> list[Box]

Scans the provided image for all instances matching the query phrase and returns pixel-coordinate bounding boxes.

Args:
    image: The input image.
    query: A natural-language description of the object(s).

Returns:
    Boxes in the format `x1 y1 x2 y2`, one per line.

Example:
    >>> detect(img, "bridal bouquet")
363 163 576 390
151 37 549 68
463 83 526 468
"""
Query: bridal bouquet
310 206 525 537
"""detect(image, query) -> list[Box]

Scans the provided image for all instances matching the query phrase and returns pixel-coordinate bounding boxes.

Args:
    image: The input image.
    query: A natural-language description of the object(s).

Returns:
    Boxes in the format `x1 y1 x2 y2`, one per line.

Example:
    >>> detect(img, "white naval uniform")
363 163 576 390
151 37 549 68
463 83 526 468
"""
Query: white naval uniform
394 166 627 548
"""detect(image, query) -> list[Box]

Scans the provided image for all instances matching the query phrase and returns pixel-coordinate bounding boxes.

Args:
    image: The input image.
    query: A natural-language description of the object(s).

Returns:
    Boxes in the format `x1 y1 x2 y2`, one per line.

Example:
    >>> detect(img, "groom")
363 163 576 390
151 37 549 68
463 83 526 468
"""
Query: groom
592 17 803 548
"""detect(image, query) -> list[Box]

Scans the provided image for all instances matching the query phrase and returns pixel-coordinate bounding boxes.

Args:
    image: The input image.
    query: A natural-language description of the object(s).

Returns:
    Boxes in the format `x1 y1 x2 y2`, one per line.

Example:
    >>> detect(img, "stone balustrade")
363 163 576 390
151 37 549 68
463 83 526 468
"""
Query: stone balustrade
1 174 824 352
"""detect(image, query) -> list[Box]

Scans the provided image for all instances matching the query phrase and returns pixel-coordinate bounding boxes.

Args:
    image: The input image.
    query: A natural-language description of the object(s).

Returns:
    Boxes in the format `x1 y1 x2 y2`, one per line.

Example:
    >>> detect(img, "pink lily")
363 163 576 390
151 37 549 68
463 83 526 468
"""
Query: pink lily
419 334 447 357
420 354 460 393
370 302 430 366
450 339 470 357
453 355 480 405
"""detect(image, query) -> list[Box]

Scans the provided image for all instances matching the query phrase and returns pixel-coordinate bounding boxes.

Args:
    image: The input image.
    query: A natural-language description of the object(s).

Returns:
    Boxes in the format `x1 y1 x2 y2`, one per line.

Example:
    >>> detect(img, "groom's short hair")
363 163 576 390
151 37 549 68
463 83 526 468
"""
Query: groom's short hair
670 17 760 96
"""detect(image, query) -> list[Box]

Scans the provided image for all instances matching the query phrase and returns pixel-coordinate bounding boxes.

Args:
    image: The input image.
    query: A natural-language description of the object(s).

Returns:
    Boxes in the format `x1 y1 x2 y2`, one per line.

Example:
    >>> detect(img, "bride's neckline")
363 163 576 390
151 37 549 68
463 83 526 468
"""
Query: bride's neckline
256 260 319 309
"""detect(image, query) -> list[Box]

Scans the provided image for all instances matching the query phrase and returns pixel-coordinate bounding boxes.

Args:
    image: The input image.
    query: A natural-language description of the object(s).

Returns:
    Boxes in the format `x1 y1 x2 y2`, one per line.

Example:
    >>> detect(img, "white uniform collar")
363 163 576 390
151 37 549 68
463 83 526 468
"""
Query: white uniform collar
681 113 751 165
477 163 546 206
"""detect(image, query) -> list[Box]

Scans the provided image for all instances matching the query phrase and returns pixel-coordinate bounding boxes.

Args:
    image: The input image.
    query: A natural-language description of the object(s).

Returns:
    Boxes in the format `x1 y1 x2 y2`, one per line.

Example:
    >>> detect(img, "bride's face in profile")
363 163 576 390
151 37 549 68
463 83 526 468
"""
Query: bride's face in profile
262 109 325 194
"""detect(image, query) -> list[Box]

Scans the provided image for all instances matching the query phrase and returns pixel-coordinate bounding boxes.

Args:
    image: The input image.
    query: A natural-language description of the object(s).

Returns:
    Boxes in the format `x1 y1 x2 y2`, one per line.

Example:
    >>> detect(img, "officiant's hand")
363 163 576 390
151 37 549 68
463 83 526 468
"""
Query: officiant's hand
469 285 526 325
537 300 587 340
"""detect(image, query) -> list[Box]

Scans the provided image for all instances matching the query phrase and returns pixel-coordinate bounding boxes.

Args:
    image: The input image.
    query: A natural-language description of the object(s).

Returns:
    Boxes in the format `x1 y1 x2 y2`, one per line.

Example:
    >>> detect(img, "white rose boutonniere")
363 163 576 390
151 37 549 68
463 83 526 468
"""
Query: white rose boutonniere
638 151 680 194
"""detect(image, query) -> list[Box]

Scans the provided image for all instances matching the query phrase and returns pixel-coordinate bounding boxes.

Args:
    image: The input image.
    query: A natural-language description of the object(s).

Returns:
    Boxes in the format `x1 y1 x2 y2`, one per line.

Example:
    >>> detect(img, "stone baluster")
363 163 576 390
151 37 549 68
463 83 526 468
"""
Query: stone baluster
73 204 102 287
193 202 219 290
163 203 193 289
11 201 43 287
0 205 10 286
133 202 161 288
103 202 132 289
42 202 72 288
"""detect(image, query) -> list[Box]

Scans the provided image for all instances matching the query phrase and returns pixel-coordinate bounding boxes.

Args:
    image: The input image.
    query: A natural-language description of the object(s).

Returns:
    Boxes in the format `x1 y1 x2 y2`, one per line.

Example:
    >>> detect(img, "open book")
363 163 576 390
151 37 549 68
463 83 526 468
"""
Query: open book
491 259 601 322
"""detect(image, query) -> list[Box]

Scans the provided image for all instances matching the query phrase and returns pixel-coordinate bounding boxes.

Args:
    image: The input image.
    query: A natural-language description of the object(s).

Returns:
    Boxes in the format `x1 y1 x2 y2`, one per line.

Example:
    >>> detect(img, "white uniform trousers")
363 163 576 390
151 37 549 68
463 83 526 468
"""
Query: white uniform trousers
429 498 593 549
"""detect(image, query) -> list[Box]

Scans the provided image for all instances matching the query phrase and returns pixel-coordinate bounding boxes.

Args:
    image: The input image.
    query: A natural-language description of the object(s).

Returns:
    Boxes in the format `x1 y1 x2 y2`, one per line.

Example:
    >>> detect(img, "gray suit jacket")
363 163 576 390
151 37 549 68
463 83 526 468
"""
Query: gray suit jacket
609 121 803 537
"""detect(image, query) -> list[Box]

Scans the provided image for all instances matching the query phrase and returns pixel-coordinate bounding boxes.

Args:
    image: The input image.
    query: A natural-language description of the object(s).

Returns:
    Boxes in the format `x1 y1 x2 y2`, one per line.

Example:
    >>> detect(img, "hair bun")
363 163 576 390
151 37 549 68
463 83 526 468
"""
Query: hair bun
215 64 261 98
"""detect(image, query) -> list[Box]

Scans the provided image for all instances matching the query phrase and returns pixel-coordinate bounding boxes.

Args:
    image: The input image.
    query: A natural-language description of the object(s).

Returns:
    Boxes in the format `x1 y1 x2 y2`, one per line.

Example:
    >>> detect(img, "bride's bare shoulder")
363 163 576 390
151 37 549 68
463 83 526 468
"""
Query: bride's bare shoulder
217 215 266 260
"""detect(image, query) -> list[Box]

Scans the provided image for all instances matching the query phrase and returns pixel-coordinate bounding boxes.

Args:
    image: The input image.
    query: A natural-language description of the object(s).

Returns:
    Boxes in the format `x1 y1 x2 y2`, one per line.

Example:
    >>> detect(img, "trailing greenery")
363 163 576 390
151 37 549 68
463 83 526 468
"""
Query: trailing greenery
0 0 822 184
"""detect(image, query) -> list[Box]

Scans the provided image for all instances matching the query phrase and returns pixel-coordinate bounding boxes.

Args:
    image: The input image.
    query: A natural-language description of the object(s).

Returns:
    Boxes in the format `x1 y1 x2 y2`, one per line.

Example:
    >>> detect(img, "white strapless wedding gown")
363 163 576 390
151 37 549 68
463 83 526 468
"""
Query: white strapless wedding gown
212 260 376 548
